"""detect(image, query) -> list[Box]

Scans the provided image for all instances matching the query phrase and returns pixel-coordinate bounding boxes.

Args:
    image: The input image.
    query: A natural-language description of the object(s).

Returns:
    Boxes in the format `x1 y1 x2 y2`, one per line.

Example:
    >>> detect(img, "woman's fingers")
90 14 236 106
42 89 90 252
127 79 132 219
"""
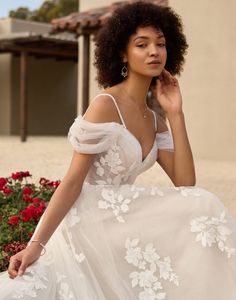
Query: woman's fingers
18 260 27 276
161 69 178 86
8 257 21 278
7 247 41 279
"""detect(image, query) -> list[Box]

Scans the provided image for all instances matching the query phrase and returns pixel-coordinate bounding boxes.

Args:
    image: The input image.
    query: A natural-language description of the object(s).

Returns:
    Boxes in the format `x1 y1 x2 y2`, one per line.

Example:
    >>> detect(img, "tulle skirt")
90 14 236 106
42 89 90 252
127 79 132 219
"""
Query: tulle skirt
0 183 236 299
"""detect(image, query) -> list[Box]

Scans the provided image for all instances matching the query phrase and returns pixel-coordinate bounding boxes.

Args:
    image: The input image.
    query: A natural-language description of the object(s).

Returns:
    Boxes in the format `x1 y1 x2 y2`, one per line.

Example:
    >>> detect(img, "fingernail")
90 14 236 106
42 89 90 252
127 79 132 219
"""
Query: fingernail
18 270 23 276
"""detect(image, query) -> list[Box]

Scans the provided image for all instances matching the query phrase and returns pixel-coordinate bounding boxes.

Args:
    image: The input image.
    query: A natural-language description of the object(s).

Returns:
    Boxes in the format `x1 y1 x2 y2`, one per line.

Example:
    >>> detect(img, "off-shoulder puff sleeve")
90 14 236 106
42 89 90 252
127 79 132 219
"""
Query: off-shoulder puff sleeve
68 115 119 154
156 131 174 152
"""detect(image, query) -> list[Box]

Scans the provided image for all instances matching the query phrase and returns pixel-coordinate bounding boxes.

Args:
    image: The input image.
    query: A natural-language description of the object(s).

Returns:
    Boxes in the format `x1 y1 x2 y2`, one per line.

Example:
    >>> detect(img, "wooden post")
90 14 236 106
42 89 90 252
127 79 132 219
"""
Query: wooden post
82 34 90 114
20 51 28 142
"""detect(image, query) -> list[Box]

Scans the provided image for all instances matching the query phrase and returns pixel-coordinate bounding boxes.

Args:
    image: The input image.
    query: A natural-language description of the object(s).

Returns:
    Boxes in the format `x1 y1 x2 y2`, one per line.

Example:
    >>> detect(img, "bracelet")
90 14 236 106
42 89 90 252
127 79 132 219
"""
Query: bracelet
30 239 46 256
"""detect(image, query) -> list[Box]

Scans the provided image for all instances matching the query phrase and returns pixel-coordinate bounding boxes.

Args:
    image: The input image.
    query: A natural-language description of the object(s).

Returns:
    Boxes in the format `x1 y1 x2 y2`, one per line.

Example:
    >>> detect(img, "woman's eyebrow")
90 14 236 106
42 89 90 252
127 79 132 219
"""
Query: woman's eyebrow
133 34 165 41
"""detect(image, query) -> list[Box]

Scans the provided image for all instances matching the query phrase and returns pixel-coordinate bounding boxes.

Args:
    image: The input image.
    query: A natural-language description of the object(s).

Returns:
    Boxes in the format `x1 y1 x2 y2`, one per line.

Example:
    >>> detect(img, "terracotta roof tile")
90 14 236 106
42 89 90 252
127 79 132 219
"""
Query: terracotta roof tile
51 0 168 35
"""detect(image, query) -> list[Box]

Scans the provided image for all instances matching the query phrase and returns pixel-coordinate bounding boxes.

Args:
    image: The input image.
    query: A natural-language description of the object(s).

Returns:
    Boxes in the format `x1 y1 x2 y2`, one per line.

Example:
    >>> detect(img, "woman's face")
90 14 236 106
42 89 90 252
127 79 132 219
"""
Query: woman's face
123 26 167 78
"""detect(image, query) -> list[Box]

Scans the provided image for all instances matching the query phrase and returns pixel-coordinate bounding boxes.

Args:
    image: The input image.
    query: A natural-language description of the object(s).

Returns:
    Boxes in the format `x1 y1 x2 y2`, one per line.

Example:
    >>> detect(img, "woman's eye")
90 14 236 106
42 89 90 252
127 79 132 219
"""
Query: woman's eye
158 43 166 47
137 44 146 48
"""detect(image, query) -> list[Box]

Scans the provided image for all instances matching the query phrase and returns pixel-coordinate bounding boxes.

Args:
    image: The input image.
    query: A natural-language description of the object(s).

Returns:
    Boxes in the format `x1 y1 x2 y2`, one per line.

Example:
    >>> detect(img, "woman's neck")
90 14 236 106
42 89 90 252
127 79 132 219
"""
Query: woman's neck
120 73 151 108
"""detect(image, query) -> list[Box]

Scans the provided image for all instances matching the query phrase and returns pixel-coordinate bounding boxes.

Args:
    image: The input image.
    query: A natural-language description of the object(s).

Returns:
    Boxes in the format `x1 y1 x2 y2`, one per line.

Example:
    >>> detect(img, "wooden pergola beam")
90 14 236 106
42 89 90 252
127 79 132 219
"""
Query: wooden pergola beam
0 44 77 59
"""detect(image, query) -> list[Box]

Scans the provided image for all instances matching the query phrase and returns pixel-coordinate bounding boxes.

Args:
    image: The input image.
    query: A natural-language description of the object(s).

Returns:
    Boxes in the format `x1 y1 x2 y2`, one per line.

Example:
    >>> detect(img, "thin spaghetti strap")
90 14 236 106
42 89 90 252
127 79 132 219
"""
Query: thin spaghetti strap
92 93 127 128
150 110 157 132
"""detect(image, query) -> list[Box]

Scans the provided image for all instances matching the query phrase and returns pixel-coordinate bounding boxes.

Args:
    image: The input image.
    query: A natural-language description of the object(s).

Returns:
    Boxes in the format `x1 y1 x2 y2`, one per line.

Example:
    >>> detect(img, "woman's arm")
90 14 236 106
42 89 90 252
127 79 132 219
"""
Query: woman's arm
157 112 196 186
155 69 196 187
8 151 95 278
30 151 95 246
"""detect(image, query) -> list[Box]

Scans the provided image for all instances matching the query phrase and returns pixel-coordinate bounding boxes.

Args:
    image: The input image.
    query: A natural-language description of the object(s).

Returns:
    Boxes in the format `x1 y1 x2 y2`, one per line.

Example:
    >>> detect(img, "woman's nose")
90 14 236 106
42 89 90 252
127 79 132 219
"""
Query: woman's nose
149 44 159 56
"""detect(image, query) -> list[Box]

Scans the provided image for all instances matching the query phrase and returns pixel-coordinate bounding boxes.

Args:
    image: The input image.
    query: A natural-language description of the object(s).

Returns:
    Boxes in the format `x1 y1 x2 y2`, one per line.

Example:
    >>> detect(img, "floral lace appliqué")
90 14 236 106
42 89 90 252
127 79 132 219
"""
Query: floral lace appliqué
190 210 236 258
13 262 48 298
125 238 179 300
150 187 164 197
174 186 201 197
56 273 75 300
94 143 126 185
98 185 141 223
66 207 81 228
67 231 86 263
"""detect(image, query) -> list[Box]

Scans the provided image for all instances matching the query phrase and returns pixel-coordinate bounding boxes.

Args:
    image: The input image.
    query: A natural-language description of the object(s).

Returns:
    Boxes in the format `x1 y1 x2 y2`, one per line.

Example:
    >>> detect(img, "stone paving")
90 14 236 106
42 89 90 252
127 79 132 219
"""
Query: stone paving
1 136 236 218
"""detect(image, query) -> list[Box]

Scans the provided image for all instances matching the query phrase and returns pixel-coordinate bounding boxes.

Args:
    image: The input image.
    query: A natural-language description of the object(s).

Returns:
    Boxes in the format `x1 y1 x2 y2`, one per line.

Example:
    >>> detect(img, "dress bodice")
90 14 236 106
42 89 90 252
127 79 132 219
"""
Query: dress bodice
68 94 174 186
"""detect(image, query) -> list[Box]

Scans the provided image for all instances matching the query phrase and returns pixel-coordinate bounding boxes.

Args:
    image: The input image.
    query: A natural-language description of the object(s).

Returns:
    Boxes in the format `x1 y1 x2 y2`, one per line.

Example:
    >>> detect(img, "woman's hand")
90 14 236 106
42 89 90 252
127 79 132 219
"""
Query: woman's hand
155 69 183 116
8 243 42 279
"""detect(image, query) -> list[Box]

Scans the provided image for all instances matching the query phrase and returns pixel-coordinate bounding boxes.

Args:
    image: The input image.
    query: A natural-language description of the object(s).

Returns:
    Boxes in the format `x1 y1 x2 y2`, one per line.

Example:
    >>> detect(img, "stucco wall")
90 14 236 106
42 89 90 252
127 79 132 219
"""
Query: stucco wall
79 0 236 161
80 0 112 11
169 0 236 160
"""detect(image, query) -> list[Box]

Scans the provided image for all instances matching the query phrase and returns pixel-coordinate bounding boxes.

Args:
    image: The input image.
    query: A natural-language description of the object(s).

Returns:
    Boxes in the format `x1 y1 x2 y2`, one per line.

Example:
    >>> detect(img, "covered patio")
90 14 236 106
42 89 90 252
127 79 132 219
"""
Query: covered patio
0 32 78 141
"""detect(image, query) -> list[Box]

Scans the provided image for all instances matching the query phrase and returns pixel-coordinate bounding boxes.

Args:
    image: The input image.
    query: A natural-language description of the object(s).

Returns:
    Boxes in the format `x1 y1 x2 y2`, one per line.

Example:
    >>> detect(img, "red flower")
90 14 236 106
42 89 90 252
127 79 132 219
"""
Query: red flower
8 215 19 225
23 194 33 203
11 171 31 181
39 177 60 188
4 241 26 254
39 177 50 186
3 187 13 194
23 186 33 195
32 198 41 204
28 232 33 238
21 208 32 222
0 177 7 189
53 180 60 188
29 204 45 220
21 202 45 222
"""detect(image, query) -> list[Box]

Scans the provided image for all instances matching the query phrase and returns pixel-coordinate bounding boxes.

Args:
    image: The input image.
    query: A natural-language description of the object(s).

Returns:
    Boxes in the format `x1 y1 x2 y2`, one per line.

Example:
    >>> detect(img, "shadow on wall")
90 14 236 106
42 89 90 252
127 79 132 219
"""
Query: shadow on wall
11 56 78 135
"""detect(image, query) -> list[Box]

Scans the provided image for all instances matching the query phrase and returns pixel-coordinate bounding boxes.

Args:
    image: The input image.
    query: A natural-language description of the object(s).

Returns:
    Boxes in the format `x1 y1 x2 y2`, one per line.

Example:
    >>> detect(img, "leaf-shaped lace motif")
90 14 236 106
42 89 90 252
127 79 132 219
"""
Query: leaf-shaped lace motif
98 186 142 223
94 143 126 185
125 238 179 299
56 273 76 300
12 262 48 298
190 210 236 258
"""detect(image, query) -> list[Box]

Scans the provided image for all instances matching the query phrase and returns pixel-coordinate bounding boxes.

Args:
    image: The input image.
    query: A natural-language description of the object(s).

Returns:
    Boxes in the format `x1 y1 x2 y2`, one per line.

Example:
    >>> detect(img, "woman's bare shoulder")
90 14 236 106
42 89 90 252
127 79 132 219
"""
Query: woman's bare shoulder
83 92 120 124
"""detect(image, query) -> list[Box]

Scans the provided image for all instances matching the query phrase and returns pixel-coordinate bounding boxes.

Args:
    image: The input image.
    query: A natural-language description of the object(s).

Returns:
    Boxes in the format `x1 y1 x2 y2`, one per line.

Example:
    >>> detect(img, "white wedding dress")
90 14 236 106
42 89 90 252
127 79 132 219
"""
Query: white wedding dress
0 93 236 300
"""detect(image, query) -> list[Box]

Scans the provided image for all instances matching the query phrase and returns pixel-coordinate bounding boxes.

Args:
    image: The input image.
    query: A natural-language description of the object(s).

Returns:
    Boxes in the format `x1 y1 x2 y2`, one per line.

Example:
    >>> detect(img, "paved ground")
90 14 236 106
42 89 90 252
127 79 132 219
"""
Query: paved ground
1 136 236 218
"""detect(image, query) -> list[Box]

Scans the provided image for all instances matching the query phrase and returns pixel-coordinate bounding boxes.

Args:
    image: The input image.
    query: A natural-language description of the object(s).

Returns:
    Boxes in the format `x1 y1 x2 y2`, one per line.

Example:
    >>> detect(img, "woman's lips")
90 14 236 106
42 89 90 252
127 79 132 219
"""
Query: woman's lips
147 62 161 67
147 60 161 64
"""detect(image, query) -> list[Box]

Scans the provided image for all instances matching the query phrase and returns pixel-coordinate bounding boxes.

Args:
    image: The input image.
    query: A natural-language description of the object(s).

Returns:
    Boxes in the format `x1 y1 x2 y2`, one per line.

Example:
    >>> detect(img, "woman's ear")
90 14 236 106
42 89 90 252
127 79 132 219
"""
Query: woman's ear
120 52 127 63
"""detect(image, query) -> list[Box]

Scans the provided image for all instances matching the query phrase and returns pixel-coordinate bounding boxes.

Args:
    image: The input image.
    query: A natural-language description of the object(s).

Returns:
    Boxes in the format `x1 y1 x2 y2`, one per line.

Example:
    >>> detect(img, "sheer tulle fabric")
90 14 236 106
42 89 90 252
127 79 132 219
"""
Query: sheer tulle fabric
0 116 236 300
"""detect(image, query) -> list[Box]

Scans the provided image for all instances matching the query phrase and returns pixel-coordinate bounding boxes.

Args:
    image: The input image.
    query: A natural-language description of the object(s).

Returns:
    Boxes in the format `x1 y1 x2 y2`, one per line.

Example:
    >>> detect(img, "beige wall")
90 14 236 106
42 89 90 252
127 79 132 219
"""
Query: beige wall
169 0 236 160
79 0 236 161
80 0 112 11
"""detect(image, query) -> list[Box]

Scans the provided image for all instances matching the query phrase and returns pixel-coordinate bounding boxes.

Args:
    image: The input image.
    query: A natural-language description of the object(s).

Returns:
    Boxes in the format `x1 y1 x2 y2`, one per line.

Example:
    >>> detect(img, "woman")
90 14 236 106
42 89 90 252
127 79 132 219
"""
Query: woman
1 1 236 299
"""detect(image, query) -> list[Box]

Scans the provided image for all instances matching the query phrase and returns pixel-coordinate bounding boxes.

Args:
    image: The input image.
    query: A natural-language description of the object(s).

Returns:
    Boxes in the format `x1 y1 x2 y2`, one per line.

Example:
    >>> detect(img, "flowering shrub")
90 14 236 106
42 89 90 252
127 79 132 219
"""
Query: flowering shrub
0 171 60 272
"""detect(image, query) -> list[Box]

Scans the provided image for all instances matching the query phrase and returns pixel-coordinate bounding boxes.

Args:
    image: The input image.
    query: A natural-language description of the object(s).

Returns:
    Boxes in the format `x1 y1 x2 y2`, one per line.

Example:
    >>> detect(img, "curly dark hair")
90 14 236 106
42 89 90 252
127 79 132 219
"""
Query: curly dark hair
94 1 188 88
